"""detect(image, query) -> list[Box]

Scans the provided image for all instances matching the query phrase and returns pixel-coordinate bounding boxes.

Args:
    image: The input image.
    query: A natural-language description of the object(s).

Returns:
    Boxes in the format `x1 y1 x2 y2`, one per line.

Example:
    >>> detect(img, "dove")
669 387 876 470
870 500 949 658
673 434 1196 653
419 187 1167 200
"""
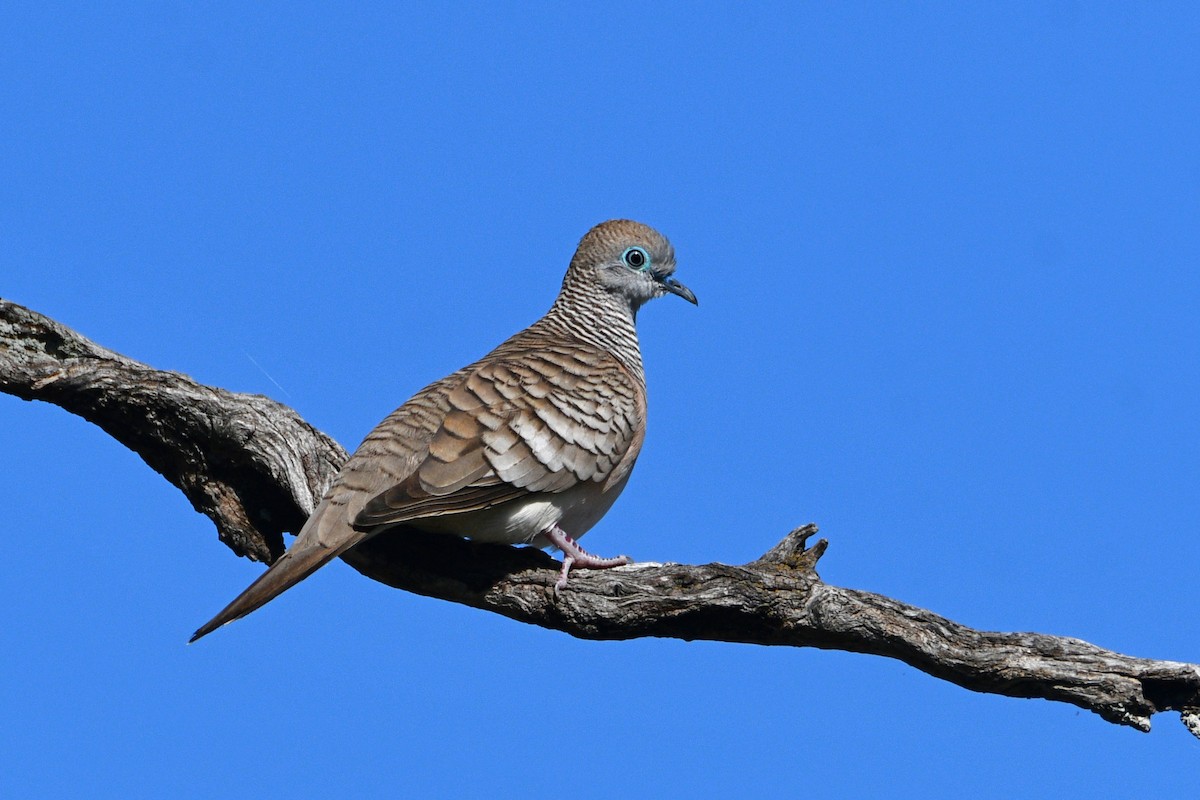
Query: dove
191 219 696 641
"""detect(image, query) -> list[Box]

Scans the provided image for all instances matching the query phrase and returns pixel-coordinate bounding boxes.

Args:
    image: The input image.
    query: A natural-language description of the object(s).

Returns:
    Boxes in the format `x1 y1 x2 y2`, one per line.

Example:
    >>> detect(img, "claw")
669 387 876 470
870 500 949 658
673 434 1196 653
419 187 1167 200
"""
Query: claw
542 524 631 593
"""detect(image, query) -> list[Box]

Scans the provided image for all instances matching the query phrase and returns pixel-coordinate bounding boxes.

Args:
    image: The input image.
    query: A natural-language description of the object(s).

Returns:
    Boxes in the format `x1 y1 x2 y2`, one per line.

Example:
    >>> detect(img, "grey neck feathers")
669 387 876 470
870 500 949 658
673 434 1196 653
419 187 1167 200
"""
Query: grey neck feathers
543 274 645 385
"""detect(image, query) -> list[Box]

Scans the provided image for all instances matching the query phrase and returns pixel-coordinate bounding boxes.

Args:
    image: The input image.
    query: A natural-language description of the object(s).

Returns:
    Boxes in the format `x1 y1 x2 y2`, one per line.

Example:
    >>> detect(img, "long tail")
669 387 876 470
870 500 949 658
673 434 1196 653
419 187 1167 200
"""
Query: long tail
190 499 366 643
188 544 336 642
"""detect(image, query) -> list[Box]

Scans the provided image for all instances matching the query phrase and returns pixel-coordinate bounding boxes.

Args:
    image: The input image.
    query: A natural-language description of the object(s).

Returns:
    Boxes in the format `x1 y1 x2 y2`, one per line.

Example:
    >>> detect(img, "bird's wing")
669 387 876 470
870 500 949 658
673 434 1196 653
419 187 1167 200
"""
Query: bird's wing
354 344 644 528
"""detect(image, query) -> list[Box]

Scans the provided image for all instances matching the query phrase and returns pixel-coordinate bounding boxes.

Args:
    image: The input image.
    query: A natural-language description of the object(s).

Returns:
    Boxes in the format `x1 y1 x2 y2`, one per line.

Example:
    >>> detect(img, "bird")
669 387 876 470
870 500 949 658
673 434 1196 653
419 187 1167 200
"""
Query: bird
190 219 696 642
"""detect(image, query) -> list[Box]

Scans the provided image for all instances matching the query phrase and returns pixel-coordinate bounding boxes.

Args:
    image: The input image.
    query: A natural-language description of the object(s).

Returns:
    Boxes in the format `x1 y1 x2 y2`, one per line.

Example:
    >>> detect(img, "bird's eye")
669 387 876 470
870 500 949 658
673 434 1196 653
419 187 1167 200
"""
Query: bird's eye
622 246 650 270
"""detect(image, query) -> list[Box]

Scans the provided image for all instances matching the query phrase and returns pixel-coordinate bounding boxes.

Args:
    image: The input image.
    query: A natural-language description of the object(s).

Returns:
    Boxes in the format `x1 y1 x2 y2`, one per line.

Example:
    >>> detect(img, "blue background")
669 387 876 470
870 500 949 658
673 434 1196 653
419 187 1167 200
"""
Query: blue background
2 3 1197 797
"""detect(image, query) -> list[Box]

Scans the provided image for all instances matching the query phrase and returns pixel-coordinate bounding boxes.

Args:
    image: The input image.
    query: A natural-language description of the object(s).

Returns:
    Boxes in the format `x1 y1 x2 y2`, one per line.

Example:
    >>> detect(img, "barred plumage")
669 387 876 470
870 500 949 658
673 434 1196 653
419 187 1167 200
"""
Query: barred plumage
192 219 696 641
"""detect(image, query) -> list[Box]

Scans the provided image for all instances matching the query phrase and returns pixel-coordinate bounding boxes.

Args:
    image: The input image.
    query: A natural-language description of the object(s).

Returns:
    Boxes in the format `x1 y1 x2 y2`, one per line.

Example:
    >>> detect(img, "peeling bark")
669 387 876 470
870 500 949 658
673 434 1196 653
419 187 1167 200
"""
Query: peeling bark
3 298 1197 737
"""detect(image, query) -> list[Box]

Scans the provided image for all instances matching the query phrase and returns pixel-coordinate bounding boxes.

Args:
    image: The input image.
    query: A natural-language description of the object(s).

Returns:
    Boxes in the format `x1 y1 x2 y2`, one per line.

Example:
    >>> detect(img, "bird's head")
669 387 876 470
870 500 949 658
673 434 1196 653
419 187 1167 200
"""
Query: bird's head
566 219 698 312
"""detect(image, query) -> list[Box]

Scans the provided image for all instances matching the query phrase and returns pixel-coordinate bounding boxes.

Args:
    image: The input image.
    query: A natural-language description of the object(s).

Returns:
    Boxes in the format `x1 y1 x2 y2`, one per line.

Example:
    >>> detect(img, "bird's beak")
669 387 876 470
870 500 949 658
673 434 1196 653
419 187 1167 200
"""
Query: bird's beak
660 276 698 305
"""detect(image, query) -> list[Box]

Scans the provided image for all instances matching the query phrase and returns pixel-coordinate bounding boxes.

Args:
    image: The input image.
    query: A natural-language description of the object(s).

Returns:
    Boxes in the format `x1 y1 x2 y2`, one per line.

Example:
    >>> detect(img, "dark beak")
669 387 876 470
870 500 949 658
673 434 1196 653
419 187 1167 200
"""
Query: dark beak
660 276 698 305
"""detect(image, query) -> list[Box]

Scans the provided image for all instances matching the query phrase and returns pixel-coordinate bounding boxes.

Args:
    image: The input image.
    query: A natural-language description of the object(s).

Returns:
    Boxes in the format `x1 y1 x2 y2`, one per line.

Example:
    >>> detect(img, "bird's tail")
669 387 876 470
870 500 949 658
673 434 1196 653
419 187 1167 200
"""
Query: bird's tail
190 498 368 643
188 544 336 642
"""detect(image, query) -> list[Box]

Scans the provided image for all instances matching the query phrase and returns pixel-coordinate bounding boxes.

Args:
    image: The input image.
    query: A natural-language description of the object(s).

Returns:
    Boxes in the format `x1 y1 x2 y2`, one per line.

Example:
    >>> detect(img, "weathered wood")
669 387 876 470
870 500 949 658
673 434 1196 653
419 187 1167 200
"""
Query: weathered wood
3 298 1197 736
0 298 345 562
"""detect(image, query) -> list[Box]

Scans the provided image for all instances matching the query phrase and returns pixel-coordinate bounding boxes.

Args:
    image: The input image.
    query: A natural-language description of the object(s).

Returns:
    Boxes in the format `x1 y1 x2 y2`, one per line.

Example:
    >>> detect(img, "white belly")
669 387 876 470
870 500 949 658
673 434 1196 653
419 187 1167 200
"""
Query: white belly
411 472 632 548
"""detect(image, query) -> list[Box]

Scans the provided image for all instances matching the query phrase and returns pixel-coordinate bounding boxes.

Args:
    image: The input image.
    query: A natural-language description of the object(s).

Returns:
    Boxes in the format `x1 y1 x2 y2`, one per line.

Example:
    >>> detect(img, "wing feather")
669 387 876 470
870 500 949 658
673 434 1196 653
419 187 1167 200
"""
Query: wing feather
353 346 643 531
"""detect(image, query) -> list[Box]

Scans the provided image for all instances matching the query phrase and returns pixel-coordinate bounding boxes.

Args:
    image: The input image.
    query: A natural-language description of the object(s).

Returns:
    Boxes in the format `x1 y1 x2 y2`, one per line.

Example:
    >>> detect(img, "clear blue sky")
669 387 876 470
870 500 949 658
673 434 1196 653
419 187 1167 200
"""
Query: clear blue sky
2 3 1197 797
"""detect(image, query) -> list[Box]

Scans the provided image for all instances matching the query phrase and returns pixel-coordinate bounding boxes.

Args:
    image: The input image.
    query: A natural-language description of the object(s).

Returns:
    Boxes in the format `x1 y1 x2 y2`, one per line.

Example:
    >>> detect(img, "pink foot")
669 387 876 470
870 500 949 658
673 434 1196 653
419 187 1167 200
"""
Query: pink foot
541 524 630 593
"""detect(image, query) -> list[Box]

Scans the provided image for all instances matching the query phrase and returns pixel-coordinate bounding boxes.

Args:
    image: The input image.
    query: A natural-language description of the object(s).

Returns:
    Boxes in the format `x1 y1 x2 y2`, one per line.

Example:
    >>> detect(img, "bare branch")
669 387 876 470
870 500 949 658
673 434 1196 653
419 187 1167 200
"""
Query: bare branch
3 297 1198 736
0 298 344 562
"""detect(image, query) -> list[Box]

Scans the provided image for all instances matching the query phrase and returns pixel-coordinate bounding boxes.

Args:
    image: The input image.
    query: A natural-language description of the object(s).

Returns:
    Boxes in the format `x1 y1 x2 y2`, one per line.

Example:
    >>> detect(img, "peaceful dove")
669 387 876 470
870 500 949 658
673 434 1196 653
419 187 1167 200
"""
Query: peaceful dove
191 219 696 641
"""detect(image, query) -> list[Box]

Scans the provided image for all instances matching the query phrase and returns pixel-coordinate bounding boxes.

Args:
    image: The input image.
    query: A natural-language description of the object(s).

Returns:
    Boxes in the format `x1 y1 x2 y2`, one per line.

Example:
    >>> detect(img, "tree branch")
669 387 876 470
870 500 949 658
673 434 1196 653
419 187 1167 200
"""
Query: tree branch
3 298 1198 737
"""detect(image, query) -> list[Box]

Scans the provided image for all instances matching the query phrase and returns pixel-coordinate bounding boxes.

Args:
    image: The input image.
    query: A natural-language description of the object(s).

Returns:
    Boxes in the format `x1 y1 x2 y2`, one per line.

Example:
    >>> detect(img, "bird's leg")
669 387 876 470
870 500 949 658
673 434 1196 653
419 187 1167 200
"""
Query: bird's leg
541 524 630 592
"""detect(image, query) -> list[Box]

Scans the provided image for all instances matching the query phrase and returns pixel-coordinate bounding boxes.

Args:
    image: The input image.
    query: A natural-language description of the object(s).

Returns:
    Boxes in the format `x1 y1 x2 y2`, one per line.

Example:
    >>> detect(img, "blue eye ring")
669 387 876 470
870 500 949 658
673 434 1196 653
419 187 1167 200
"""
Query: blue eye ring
622 246 650 271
